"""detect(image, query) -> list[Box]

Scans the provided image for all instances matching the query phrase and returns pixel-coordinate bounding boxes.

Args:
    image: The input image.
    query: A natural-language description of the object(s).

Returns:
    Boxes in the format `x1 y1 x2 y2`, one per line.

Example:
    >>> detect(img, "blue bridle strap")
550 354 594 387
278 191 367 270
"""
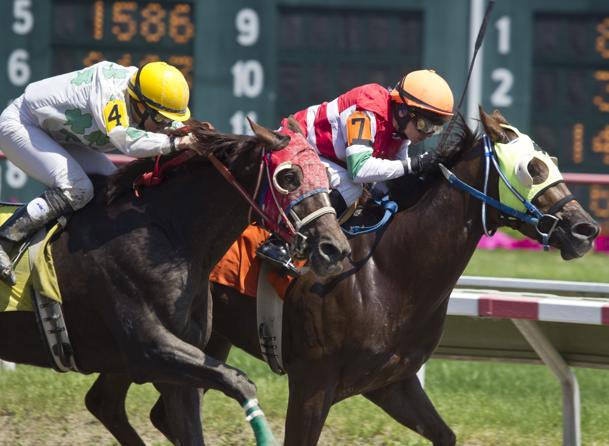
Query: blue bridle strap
439 163 538 226
341 198 398 236
439 133 561 250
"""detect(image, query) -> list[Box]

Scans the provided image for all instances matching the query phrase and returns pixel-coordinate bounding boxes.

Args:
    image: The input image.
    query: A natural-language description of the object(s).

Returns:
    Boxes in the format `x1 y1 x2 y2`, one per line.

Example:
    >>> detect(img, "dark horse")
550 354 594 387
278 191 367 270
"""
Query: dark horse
75 108 600 445
0 120 351 445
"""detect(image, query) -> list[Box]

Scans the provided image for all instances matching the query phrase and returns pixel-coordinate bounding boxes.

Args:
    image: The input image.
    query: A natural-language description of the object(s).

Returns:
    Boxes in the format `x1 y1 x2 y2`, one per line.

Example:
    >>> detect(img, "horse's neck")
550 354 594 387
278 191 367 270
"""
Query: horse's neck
173 153 261 265
377 149 489 316
79 149 260 271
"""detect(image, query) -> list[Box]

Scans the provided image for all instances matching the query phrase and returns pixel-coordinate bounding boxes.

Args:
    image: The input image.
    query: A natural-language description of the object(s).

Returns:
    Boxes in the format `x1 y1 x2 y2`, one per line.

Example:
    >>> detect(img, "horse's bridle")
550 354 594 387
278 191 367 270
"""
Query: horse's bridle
439 134 573 250
209 146 335 257
132 145 335 256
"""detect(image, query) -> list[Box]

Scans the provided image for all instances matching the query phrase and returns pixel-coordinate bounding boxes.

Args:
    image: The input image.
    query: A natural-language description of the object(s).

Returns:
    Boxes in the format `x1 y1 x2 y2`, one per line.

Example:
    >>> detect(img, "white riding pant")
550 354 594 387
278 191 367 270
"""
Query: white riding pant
321 157 363 208
0 96 117 210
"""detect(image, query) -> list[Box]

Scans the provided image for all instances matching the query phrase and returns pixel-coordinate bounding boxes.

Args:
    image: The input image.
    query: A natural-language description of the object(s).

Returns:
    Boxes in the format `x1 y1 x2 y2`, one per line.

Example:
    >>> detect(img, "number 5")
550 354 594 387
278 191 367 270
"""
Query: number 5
13 0 33 35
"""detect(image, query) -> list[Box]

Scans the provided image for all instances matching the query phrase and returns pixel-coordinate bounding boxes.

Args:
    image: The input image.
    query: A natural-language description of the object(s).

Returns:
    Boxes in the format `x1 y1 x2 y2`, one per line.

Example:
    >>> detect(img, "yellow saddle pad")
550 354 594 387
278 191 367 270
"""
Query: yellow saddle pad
0 205 63 312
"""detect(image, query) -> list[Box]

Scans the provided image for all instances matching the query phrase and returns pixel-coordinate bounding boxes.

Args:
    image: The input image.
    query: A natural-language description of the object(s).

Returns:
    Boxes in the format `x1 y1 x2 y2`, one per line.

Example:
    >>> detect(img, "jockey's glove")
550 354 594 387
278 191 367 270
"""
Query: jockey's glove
403 151 441 176
170 133 197 152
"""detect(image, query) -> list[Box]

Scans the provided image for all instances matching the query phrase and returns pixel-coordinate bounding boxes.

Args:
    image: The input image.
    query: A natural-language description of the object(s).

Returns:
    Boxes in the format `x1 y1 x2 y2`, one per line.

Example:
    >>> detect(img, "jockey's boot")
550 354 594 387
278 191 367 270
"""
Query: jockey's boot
0 188 72 285
256 235 299 277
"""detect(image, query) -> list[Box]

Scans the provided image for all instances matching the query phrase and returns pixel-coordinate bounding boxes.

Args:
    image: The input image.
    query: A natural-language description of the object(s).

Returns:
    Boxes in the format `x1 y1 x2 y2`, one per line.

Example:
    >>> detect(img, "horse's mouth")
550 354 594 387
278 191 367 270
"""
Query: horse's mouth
552 225 597 260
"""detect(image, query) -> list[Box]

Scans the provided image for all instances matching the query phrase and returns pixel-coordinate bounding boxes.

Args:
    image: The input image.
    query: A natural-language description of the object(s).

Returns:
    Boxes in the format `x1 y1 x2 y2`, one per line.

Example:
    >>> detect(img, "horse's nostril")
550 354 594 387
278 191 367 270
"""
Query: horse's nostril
571 222 600 240
319 241 342 261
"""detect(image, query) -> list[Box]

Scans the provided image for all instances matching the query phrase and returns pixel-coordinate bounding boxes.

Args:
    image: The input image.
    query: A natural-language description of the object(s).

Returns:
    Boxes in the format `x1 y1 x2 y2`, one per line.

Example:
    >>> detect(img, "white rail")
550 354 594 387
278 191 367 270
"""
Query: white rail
434 276 609 446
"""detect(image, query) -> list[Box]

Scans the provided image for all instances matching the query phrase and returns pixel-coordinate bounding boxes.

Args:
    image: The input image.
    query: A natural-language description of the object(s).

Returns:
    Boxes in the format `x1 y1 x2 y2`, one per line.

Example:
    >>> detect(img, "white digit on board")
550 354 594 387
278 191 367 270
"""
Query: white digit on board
490 68 513 107
5 161 27 189
231 60 264 98
495 16 510 55
230 110 258 135
12 0 33 35
236 8 259 46
8 49 31 87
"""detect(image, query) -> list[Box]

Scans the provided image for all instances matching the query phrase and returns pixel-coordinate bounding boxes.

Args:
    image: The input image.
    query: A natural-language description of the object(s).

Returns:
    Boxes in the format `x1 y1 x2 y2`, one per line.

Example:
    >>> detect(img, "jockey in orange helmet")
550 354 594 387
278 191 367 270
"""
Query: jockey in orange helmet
257 69 455 274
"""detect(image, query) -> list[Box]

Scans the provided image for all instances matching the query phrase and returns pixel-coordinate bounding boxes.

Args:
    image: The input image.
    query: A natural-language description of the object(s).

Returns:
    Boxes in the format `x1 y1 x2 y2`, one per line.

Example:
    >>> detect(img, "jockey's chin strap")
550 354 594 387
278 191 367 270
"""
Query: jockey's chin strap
439 134 569 251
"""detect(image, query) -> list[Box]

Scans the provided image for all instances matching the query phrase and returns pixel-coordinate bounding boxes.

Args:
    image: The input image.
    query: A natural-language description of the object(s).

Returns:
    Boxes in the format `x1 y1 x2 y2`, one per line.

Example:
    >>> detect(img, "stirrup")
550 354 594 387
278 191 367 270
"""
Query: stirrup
256 250 300 277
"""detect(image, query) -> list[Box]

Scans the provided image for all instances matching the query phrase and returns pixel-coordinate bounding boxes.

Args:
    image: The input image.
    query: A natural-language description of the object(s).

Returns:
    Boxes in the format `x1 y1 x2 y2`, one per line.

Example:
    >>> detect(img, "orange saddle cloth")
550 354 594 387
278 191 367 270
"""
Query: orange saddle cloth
209 225 298 300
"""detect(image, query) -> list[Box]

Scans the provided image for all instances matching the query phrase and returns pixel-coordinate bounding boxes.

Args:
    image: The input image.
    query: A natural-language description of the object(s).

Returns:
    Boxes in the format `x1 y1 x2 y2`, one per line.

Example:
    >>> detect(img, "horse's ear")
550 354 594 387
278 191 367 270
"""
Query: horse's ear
478 105 509 143
247 117 290 151
286 115 305 136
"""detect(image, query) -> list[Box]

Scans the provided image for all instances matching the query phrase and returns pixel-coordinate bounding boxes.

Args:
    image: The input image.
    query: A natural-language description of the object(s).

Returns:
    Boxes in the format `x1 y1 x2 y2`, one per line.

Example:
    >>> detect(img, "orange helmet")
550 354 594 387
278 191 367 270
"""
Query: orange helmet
390 70 454 117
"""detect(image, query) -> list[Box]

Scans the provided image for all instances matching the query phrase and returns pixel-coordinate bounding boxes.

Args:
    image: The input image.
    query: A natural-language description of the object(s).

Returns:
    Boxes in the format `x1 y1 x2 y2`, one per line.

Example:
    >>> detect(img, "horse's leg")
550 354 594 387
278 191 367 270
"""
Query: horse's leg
284 364 338 446
116 321 275 442
149 333 233 446
364 375 456 446
85 373 144 446
151 384 203 446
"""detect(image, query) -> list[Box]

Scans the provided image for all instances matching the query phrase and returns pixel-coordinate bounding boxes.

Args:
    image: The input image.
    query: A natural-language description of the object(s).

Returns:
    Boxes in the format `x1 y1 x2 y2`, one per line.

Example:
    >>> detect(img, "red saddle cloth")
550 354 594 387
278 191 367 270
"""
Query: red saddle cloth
209 225 299 300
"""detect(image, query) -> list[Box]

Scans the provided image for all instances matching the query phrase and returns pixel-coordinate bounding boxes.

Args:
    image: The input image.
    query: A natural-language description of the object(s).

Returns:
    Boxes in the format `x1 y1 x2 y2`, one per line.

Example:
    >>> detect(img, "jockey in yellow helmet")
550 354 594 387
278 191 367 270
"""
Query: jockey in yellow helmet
0 61 195 284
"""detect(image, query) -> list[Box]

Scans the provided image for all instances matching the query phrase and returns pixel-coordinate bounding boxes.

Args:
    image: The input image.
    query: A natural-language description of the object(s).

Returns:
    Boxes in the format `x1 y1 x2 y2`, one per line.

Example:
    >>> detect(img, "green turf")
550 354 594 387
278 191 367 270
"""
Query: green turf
0 248 607 445
464 248 608 282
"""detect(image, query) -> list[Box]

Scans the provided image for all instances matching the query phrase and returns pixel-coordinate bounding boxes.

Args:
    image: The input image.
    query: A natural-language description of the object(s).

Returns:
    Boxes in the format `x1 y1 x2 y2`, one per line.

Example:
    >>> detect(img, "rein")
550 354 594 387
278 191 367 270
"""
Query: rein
439 134 572 250
131 143 332 246
207 152 292 242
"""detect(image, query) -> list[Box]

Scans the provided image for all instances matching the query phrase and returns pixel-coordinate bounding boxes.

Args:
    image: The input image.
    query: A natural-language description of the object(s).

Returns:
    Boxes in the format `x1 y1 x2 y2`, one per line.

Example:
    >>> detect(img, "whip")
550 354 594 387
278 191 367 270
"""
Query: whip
437 0 495 149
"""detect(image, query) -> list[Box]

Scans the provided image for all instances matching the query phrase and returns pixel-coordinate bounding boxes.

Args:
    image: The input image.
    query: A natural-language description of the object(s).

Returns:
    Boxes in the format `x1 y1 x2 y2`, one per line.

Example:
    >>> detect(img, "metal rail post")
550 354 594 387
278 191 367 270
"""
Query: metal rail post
512 319 581 446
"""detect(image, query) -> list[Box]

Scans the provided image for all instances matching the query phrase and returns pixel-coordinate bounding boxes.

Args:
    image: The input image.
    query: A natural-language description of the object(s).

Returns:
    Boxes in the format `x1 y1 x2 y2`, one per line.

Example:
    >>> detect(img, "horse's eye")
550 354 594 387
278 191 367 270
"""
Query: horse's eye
274 166 303 194
527 157 550 185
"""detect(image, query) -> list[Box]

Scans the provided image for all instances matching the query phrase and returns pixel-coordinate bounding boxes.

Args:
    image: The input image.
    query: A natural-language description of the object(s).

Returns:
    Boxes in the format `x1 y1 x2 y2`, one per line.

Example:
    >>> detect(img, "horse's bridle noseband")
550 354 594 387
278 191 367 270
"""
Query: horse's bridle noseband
209 143 335 258
440 134 573 250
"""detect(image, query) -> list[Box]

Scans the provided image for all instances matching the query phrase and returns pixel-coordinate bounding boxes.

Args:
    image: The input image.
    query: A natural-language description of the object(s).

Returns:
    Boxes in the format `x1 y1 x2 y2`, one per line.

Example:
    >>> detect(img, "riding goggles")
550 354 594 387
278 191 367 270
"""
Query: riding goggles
409 112 446 136
148 108 173 126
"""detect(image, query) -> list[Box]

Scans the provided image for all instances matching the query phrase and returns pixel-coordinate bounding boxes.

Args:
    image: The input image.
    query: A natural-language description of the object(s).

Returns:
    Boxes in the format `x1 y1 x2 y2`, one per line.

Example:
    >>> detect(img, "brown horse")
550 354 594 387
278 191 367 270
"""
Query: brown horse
81 108 600 445
0 120 350 446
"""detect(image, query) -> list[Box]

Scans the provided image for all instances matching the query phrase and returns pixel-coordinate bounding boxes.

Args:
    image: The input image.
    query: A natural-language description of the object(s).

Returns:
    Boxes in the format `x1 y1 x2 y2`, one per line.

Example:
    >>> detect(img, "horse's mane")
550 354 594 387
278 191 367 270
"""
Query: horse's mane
104 120 259 203
435 113 479 167
388 113 481 208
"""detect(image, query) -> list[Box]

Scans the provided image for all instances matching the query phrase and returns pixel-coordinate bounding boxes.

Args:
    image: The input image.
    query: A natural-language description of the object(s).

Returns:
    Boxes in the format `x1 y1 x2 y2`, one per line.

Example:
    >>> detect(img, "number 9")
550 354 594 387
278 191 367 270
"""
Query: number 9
235 8 259 46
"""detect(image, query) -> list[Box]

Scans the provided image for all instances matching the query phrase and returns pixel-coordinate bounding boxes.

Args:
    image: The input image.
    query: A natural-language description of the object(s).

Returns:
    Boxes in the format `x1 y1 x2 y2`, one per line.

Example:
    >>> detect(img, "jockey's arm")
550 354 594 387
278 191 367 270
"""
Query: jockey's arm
345 111 407 183
345 111 440 182
98 97 181 158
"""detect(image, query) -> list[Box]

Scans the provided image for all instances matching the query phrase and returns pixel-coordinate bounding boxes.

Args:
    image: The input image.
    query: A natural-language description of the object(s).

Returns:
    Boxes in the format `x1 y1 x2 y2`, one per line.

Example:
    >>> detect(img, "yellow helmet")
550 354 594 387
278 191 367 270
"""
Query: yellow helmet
127 62 191 122
390 69 454 117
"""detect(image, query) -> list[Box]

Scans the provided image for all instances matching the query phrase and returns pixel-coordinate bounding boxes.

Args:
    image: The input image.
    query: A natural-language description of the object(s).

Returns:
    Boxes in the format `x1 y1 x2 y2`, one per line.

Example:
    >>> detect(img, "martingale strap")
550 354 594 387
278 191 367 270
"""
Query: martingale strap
132 151 196 197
